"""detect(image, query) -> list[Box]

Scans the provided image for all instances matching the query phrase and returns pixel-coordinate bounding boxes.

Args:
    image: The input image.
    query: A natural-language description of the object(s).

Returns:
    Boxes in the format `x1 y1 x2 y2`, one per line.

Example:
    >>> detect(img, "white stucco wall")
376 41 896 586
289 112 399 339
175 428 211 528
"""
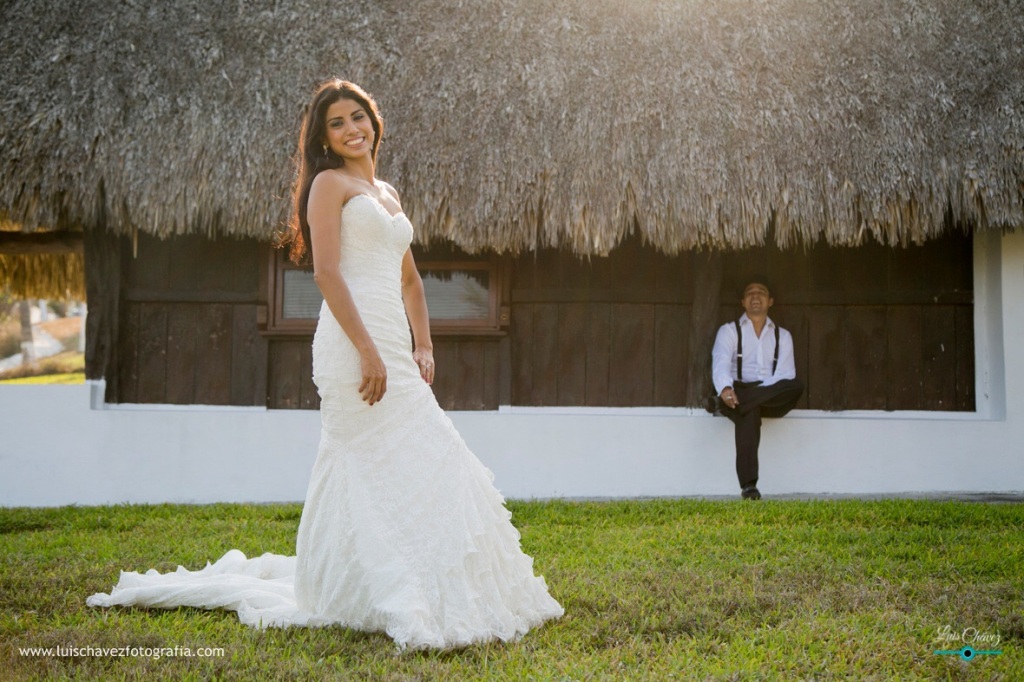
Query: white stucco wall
1 231 1020 507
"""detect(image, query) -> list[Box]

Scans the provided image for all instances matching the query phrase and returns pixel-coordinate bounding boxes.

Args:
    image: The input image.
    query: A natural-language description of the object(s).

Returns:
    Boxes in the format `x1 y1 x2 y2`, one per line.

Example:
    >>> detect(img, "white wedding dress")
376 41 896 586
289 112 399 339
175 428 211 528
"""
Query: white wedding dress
88 194 564 649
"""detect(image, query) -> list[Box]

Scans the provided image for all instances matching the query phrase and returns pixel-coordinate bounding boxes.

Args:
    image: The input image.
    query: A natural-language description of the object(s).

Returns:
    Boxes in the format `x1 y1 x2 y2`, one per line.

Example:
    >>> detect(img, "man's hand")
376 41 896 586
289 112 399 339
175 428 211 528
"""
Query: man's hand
720 386 739 408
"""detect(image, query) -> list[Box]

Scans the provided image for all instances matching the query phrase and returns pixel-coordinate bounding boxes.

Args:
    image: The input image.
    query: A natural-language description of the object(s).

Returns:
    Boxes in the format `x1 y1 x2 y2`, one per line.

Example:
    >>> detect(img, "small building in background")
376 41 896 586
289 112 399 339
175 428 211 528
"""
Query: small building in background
0 0 1020 505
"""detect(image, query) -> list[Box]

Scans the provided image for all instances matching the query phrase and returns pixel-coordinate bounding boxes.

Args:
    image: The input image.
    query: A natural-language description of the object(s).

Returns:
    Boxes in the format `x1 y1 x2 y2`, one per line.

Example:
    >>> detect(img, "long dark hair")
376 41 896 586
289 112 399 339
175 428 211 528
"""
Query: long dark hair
287 79 384 265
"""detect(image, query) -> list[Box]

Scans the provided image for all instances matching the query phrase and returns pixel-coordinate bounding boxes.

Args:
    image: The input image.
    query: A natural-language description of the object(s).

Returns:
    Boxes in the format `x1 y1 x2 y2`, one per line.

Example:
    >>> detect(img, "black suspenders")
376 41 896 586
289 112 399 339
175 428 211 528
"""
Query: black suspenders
735 319 780 382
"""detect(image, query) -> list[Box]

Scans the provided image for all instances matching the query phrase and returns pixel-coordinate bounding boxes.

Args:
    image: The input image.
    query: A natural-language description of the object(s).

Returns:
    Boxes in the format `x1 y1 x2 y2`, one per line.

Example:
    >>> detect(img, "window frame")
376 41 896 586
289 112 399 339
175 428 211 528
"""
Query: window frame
415 259 507 335
263 247 318 336
263 248 507 337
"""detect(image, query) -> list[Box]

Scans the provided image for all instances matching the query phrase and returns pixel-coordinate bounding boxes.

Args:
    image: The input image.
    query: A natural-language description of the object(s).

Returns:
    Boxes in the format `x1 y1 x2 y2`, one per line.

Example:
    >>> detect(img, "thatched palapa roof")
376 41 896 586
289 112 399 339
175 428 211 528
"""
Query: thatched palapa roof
1 0 1022 256
0 221 83 299
0 252 85 300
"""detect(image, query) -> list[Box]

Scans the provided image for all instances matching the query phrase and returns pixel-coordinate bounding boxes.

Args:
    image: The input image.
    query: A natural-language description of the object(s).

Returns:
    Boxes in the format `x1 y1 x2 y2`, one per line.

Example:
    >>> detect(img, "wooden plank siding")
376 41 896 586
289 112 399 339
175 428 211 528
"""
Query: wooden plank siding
655 304 690 406
843 307 889 410
427 339 503 411
119 232 506 407
954 305 976 410
584 303 611 405
267 340 307 409
116 233 268 406
112 230 974 412
231 305 268 405
510 231 975 411
166 304 198 403
609 304 655 406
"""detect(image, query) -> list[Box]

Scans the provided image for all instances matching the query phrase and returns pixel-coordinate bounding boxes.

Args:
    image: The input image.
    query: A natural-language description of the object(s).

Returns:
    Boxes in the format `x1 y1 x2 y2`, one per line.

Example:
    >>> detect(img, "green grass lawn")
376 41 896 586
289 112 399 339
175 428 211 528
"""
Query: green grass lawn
1 499 1021 680
0 371 84 385
0 351 85 384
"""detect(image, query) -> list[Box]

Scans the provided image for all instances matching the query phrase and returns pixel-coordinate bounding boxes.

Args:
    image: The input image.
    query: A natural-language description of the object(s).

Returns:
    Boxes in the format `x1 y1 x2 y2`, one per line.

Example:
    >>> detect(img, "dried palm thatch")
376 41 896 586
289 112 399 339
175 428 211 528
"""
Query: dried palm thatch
1 0 1021 256
0 221 84 298
0 253 85 300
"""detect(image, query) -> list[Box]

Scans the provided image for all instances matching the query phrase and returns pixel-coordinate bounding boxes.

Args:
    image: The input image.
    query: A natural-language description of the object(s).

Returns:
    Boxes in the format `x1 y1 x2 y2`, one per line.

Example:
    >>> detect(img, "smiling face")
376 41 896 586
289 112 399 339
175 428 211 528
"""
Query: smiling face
741 282 773 318
322 97 375 161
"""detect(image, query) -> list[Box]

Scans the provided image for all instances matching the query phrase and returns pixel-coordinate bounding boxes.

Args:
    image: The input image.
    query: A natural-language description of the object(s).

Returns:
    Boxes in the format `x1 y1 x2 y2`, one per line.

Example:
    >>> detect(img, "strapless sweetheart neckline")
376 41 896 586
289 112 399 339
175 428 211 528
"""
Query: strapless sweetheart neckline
346 192 406 221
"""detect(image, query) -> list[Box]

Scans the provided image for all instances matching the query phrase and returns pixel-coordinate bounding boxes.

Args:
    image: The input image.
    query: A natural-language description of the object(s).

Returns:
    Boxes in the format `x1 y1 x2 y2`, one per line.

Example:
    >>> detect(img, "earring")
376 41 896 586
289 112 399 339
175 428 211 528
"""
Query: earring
322 144 328 157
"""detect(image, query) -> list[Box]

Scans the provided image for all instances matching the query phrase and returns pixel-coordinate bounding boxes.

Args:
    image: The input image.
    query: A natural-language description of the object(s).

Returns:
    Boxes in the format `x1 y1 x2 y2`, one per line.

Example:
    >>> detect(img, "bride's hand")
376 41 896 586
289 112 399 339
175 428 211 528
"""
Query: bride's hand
359 348 387 404
413 348 434 385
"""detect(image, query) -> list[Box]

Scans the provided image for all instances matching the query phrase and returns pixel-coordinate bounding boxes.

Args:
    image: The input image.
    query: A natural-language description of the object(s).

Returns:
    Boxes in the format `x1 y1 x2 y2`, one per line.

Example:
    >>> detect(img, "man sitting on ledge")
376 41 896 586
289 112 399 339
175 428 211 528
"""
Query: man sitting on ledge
706 276 804 500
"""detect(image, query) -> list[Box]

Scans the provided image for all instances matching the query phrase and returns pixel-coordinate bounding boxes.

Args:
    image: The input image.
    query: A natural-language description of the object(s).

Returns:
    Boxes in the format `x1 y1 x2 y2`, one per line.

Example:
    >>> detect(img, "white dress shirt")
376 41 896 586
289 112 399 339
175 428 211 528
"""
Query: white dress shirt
711 313 796 395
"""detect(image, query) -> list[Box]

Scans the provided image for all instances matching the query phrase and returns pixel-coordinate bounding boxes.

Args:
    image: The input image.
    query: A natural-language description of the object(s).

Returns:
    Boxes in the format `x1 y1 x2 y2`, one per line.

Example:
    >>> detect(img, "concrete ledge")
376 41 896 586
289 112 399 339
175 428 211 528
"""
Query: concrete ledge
1 381 1021 507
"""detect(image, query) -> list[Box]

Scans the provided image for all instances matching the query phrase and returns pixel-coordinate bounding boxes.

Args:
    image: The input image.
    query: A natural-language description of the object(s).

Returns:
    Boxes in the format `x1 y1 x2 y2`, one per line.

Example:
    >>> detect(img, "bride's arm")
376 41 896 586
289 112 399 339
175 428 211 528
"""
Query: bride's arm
382 182 435 385
308 172 387 404
401 248 435 385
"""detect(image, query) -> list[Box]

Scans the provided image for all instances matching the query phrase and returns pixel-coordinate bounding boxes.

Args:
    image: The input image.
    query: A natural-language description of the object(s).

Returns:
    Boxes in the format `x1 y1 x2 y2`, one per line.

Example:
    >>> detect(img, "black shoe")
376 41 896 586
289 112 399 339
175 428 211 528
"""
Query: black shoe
703 395 722 414
741 486 762 501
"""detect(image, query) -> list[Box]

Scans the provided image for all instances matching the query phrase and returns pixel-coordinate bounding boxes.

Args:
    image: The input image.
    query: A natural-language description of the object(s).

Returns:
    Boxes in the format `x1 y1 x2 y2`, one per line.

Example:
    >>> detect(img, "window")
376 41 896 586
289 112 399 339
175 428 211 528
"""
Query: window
264 248 507 336
416 260 507 334
264 248 319 335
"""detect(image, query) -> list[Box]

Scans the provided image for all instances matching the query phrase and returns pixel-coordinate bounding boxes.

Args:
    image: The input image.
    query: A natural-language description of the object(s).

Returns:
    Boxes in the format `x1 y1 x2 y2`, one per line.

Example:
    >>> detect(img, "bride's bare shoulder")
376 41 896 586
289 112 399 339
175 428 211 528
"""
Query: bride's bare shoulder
310 169 361 205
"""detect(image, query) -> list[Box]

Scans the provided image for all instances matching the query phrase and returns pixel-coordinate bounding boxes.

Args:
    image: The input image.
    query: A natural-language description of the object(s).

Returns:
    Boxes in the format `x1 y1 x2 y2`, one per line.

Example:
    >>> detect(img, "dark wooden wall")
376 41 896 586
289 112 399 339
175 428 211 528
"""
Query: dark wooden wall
510 239 693 406
262 337 506 410
114 233 267 405
266 340 319 409
510 231 975 411
107 230 974 412
113 235 505 411
430 338 507 410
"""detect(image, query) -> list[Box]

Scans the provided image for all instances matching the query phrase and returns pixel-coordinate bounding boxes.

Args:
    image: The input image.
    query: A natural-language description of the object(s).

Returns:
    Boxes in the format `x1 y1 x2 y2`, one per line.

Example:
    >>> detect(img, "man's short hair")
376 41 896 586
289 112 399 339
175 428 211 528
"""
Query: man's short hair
740 274 774 298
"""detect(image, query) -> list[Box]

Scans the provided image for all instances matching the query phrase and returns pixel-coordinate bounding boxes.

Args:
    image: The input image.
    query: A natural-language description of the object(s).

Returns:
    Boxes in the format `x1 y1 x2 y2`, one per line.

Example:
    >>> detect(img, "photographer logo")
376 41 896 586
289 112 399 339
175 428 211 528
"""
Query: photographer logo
933 625 1002 661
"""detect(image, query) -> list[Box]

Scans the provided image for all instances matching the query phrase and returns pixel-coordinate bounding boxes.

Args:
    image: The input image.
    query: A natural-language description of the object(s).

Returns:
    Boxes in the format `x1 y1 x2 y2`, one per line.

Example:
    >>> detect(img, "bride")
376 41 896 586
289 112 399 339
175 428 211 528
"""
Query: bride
88 79 564 650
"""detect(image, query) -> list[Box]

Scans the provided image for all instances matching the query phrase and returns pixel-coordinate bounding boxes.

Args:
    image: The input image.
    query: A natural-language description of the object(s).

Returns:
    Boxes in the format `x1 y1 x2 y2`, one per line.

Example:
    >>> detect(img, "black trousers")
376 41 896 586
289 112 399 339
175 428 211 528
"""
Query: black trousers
720 379 804 489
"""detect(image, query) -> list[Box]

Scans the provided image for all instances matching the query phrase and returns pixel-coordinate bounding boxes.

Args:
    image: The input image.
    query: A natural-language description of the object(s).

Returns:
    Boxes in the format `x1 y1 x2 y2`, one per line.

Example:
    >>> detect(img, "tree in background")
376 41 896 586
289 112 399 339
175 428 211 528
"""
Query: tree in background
19 299 35 366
